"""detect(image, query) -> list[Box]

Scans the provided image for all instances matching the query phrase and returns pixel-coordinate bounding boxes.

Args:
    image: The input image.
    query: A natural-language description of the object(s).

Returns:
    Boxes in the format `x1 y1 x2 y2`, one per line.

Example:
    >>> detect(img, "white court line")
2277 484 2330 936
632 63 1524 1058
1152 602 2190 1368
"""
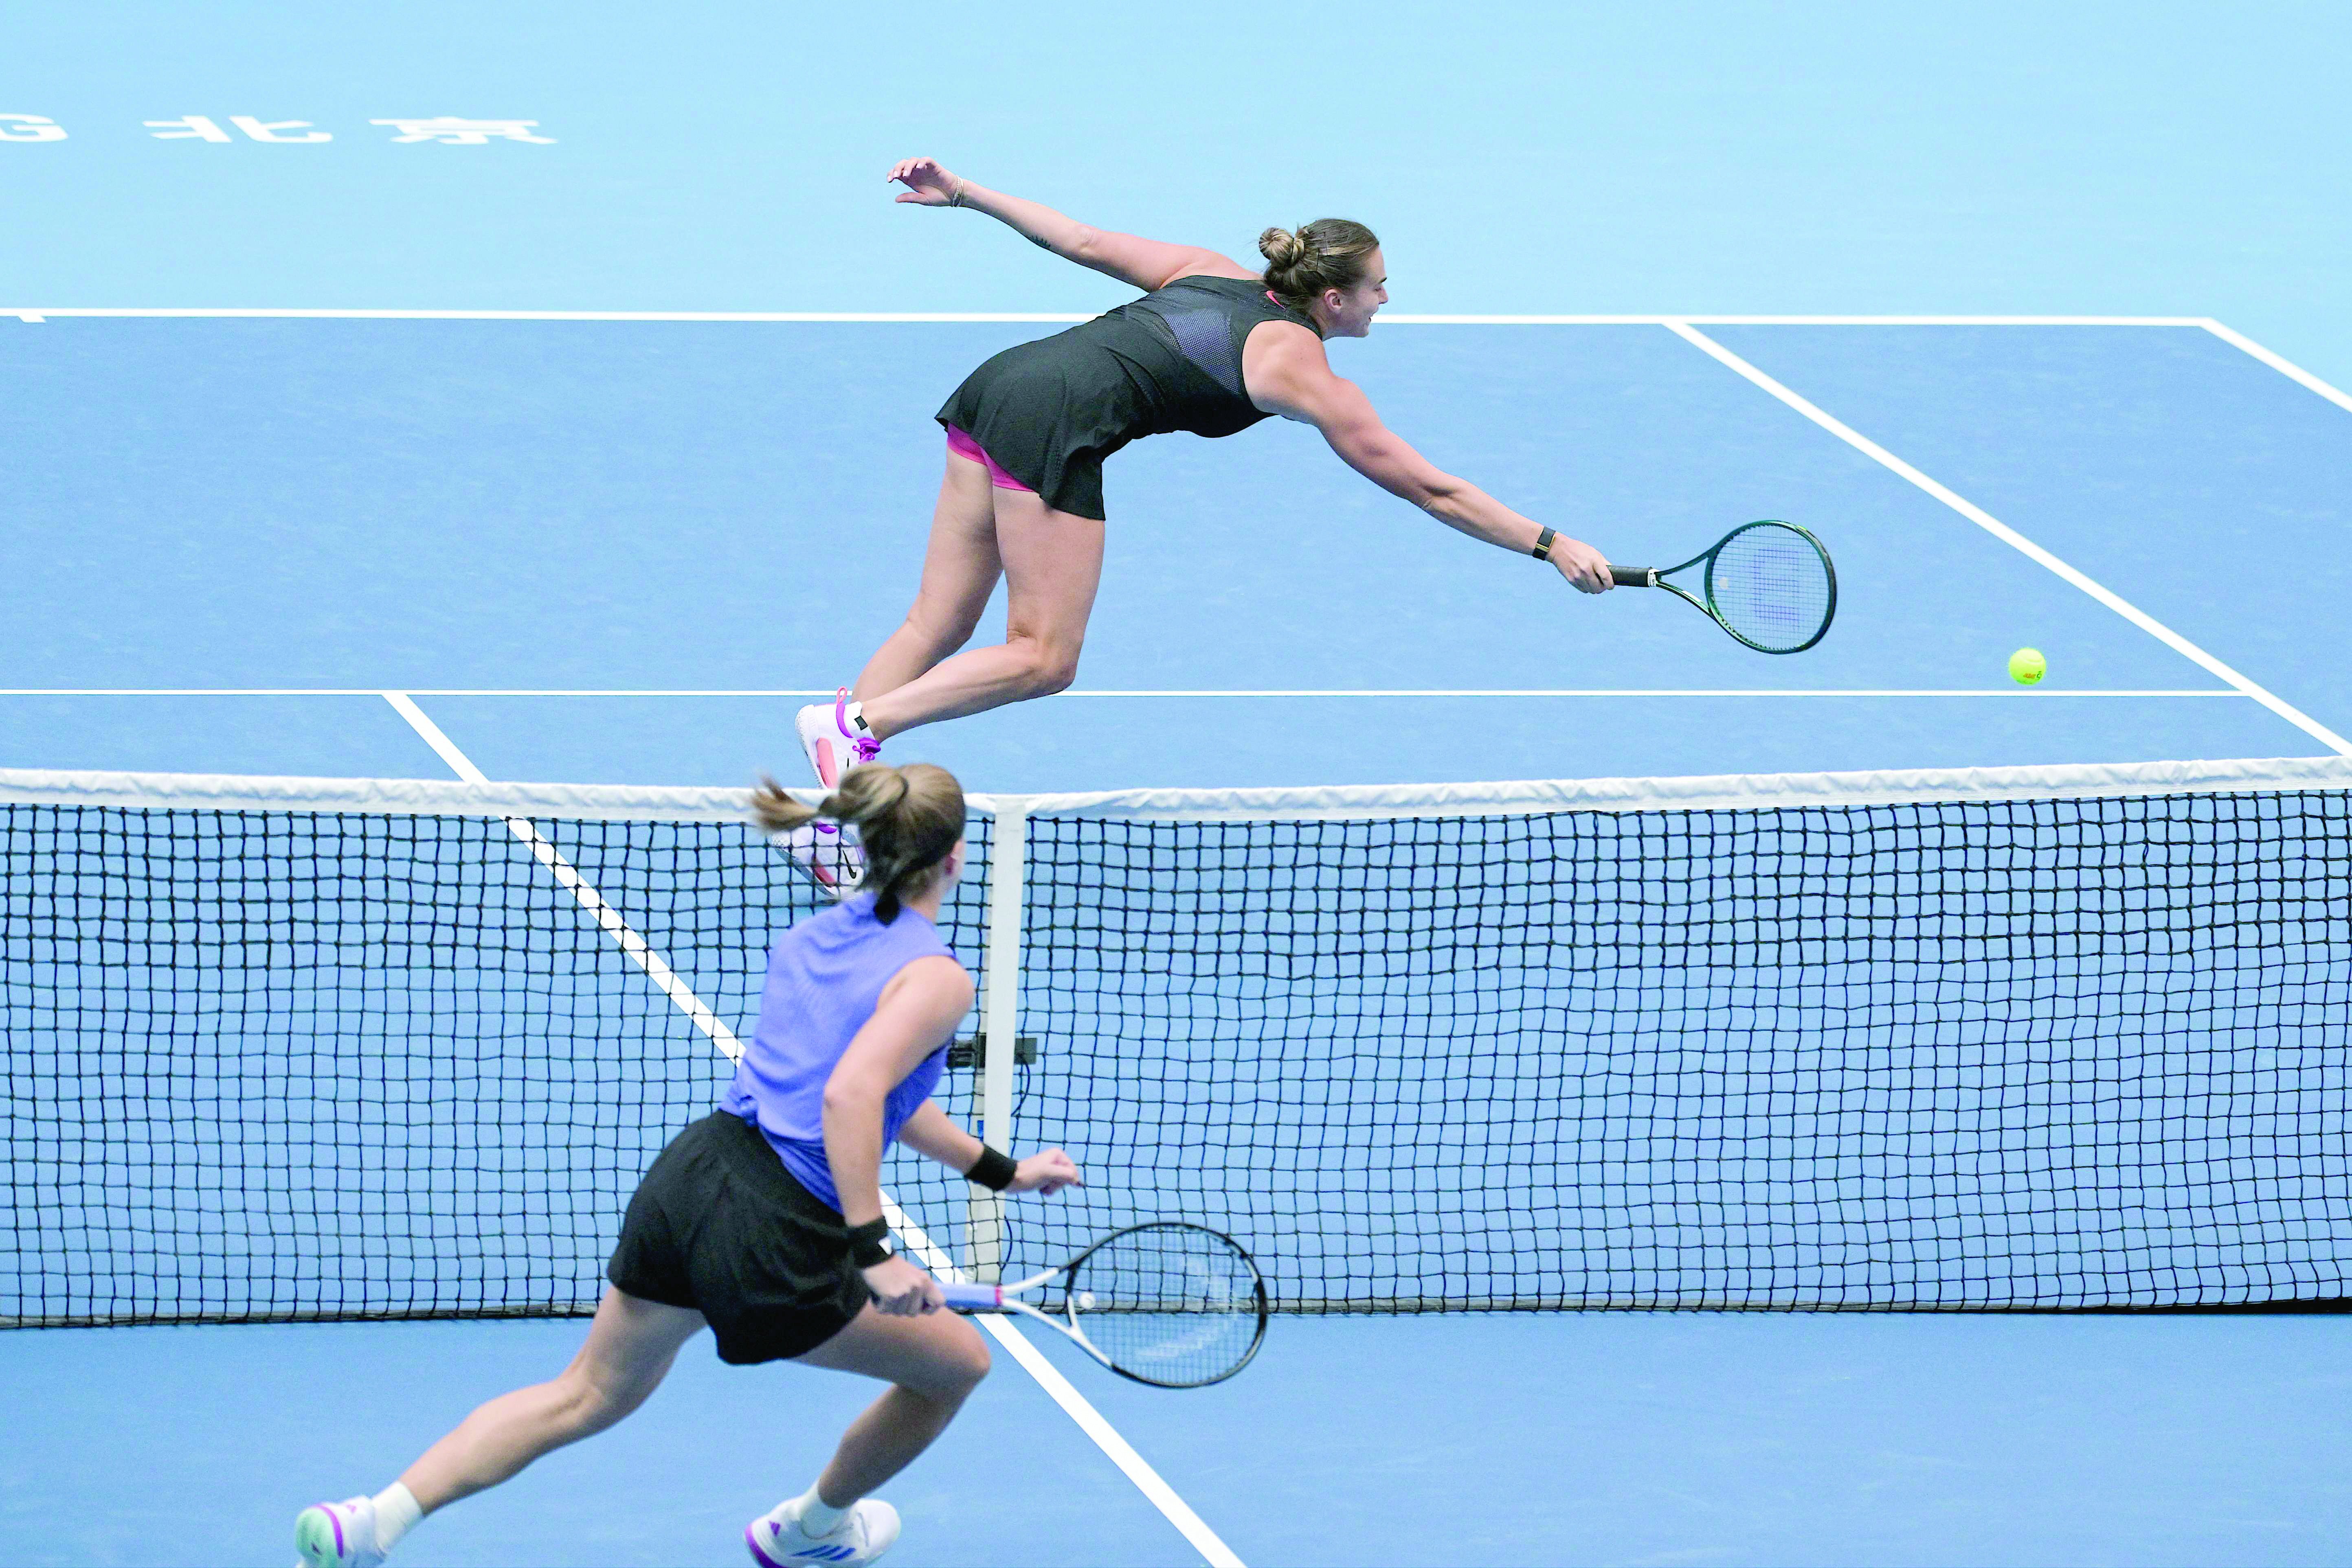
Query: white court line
378 689 1242 1568
1661 321 2352 758
884 1209 1245 1568
4 306 2210 326
2200 318 2352 417
4 685 2246 699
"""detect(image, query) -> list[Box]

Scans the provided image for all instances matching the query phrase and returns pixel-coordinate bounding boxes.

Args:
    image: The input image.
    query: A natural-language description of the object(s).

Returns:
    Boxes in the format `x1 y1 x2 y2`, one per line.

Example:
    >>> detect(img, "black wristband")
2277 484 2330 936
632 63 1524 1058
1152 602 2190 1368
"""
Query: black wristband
1533 526 1557 562
845 1217 892 1269
965 1144 1019 1192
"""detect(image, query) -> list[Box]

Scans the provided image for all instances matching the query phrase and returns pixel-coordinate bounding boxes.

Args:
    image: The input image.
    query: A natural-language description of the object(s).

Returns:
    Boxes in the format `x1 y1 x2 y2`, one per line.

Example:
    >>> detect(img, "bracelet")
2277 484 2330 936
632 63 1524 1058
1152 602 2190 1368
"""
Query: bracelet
1533 526 1557 562
845 1217 892 1269
949 178 967 209
965 1144 1019 1192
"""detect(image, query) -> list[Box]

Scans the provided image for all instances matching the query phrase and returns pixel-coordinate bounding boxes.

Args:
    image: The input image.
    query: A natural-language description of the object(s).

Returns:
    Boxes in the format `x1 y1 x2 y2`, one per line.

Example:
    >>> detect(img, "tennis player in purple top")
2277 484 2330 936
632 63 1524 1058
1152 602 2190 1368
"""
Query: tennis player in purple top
788 157 1615 889
294 761 1080 1568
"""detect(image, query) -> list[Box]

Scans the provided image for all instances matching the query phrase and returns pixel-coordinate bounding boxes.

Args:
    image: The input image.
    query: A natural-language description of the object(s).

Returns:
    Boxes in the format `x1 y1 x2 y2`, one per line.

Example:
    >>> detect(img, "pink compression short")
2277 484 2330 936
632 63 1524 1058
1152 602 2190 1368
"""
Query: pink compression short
944 425 1034 492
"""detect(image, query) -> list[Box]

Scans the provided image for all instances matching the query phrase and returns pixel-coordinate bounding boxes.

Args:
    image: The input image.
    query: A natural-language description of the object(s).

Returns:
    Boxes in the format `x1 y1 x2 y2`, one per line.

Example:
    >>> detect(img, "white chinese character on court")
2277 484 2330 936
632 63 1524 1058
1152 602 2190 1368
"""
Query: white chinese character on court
146 116 330 143
145 116 233 142
369 117 554 145
230 116 330 143
0 114 68 142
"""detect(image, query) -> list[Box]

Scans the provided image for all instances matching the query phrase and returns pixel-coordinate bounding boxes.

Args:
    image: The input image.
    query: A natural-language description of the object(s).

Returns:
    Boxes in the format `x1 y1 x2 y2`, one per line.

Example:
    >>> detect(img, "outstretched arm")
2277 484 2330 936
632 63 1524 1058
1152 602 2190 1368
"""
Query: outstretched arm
1243 325 1614 593
888 156 1254 293
897 1102 1082 1194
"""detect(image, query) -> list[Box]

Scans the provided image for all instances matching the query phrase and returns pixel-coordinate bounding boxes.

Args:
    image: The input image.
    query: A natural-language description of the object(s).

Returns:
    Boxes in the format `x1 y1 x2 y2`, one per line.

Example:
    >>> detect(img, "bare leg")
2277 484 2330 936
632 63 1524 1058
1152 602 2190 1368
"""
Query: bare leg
852 452 1005 701
791 1300 993 1504
398 1288 706 1515
855 473 1106 742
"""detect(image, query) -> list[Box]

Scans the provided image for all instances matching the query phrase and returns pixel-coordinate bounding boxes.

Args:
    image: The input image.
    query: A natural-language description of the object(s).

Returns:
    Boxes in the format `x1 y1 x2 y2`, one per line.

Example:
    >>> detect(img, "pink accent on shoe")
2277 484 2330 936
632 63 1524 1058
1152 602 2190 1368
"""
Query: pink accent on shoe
944 425 1033 492
851 737 881 766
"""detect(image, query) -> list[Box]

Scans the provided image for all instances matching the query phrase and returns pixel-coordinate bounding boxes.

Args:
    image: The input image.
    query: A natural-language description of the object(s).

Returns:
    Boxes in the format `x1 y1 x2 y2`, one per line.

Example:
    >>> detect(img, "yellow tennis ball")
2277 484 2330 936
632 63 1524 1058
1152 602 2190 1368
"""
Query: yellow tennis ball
2008 648 2047 686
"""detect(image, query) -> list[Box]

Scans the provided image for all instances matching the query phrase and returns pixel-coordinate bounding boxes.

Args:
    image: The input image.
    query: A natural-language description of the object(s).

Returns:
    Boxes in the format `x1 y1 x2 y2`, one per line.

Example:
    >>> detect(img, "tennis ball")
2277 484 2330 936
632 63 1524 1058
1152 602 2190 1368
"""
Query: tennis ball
1076 1290 1096 1311
2008 648 2047 686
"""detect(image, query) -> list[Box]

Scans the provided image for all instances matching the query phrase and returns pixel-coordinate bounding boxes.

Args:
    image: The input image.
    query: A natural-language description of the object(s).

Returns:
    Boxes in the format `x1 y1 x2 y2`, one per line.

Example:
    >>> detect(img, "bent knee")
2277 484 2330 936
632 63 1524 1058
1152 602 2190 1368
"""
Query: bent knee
902 599 985 654
1009 639 1080 697
914 1323 991 1401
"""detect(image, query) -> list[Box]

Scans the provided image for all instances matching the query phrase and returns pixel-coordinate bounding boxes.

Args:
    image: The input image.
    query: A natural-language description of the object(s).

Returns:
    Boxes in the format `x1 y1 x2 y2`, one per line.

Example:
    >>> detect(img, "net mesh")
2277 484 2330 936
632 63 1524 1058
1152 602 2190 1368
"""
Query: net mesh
1 799 990 1326
5 771 2349 1327
975 789 2352 1310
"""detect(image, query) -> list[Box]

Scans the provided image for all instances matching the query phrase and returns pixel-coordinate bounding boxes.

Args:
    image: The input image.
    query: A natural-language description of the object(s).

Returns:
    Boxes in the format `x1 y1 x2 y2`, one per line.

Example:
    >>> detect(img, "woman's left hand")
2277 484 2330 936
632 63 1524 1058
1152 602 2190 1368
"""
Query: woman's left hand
1009 1149 1083 1195
888 157 964 207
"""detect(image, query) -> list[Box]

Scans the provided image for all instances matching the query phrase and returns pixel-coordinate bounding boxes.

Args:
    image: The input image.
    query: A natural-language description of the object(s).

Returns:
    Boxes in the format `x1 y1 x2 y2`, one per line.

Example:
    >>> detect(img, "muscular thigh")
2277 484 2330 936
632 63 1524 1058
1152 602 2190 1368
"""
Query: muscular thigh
905 454 1005 635
992 488 1105 652
793 1300 989 1401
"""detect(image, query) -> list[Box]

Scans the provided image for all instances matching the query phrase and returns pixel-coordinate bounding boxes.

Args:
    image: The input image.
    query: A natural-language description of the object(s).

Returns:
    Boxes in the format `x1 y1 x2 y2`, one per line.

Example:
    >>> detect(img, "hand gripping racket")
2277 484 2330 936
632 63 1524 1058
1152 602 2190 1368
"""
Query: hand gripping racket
940 1221 1269 1389
1609 519 1837 654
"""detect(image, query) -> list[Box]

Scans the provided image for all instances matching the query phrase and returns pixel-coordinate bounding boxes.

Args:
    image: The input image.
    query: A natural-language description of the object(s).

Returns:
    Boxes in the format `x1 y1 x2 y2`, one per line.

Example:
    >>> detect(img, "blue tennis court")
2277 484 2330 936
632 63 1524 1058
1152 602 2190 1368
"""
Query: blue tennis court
7 6 2352 1566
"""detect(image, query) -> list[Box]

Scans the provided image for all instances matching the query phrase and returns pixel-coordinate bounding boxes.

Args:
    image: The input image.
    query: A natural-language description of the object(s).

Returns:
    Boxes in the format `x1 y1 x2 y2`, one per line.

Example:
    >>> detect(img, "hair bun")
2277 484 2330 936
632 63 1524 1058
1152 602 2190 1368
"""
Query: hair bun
1256 217 1381 314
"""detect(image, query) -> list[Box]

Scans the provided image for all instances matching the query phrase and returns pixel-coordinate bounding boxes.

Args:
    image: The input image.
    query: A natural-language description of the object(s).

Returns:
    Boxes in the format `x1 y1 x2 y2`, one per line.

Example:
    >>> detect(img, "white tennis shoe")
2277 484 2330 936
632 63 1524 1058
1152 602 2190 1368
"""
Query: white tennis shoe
746 1496 901 1566
294 1497 387 1568
777 820 862 899
795 689 881 791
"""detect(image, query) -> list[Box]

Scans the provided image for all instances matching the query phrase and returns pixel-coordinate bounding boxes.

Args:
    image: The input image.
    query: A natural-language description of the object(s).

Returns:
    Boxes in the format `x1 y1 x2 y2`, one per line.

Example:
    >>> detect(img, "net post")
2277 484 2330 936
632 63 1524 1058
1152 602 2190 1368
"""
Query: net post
966 801 1027 1283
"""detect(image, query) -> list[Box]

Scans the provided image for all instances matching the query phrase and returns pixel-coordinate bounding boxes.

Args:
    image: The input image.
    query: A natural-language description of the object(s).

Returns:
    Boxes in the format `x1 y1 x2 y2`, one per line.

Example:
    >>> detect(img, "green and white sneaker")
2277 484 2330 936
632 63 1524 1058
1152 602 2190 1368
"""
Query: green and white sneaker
294 1497 386 1568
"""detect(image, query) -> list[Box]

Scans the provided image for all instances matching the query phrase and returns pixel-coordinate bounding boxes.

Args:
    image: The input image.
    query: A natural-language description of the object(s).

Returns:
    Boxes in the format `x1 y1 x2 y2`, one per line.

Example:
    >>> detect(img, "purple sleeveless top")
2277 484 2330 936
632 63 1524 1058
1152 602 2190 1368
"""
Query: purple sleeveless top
719 891 958 1212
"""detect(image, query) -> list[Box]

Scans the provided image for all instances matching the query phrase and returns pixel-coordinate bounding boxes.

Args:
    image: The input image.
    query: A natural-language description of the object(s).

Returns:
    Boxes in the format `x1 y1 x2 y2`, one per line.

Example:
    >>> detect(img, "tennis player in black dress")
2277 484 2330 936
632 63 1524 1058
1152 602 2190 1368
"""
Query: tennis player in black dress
793 157 1614 793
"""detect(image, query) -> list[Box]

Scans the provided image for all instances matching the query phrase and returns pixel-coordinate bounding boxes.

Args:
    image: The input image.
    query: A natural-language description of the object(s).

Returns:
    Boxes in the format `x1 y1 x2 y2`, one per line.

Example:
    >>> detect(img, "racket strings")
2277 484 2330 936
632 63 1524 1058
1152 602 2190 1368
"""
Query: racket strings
1706 523 1833 652
1065 1223 1265 1388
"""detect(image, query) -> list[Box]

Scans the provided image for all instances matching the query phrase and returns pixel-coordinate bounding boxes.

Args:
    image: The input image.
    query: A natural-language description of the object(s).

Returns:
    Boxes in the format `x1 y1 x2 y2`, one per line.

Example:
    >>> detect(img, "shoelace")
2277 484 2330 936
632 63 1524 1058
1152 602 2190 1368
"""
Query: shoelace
851 738 881 765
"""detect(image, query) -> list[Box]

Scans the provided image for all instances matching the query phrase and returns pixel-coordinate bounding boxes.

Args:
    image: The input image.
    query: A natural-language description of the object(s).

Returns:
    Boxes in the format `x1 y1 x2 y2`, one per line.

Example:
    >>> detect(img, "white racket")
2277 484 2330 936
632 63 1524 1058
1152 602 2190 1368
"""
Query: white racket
940 1220 1267 1389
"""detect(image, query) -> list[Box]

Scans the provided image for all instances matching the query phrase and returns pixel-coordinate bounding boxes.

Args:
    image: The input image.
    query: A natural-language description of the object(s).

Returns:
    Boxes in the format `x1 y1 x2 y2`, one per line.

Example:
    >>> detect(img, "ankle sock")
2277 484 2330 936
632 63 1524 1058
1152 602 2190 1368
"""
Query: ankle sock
371 1484 422 1553
795 1484 849 1538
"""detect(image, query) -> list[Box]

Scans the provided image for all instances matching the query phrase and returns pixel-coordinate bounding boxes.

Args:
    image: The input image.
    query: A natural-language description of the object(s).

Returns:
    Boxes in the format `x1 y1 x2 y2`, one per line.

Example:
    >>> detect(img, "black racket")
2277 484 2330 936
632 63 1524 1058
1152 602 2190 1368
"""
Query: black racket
1608 519 1836 654
940 1221 1268 1389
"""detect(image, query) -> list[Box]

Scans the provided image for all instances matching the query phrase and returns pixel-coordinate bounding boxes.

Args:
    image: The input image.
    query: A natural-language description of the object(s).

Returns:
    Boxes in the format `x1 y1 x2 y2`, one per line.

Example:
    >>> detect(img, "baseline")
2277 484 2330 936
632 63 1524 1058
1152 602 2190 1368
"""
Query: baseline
7 307 2209 325
1 685 2247 699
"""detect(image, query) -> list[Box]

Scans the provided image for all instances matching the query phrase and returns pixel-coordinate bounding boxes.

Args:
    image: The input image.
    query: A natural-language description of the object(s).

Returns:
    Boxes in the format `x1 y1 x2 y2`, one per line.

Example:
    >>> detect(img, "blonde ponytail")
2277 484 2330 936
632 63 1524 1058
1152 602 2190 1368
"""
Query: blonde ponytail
753 761 966 922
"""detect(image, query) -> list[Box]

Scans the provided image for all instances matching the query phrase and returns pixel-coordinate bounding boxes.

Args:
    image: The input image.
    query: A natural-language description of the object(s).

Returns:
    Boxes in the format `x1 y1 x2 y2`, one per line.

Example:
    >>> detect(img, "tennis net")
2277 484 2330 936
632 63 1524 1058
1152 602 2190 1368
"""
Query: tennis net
4 756 2348 1326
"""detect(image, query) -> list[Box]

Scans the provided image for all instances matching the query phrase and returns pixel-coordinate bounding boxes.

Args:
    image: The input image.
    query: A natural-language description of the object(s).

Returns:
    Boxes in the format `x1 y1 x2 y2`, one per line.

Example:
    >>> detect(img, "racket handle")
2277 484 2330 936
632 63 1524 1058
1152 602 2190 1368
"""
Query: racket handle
940 1282 1003 1311
1608 565 1658 587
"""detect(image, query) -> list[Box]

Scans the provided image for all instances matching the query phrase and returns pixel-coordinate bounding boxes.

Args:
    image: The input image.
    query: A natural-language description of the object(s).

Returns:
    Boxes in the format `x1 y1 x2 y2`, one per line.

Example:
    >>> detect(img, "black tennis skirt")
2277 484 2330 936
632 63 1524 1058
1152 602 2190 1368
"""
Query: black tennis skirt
606 1111 872 1364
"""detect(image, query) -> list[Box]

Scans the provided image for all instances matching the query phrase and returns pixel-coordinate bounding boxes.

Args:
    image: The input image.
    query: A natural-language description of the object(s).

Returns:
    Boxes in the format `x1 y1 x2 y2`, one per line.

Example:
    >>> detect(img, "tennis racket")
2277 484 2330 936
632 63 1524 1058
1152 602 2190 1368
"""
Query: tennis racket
1608 519 1837 654
940 1221 1268 1389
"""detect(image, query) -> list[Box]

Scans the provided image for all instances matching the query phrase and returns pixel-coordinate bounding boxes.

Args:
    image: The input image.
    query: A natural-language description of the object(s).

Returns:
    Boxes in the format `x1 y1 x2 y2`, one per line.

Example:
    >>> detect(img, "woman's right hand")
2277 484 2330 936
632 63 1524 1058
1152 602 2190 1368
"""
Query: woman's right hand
887 157 964 207
862 1255 944 1315
1547 533 1614 594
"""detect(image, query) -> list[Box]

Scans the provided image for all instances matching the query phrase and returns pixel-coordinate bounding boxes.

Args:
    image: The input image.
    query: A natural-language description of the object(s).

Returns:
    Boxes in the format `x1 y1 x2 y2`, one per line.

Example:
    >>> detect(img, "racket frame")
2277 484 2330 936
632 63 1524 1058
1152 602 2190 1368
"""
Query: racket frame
1608 518 1838 654
937 1221 1269 1389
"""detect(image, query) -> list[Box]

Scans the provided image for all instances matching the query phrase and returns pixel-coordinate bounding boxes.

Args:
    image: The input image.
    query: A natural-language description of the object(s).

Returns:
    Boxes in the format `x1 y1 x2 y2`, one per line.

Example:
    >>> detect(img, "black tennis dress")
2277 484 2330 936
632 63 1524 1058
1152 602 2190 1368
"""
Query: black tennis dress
936 275 1323 520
